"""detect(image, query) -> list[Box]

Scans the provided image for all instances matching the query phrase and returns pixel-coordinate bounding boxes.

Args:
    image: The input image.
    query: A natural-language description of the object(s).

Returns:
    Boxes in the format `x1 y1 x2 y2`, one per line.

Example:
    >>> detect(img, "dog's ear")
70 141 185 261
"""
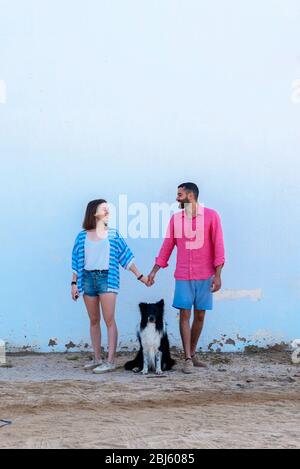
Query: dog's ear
156 299 164 309
139 302 148 313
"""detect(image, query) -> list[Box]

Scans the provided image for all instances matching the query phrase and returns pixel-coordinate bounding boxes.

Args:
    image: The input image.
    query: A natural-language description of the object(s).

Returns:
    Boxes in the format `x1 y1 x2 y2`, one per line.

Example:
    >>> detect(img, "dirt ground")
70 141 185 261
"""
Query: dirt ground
0 350 299 449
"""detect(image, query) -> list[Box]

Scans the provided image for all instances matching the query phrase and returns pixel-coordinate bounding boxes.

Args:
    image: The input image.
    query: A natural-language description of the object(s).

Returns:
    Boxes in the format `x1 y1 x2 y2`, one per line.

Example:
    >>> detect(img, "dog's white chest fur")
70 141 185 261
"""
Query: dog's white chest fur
140 324 162 369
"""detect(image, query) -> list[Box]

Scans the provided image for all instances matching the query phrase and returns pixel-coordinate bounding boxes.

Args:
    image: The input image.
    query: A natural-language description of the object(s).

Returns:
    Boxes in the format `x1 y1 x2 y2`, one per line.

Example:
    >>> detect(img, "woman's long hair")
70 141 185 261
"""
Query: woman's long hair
82 199 107 230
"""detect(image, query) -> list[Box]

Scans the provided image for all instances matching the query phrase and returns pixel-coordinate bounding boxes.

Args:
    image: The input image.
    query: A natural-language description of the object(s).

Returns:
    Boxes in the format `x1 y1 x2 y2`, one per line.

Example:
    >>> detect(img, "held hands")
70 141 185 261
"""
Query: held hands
139 275 151 287
138 273 156 288
147 271 156 287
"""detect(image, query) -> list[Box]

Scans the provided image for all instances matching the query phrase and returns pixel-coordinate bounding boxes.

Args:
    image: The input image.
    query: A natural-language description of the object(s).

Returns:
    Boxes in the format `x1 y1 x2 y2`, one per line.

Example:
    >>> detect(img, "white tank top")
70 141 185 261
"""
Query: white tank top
84 236 110 271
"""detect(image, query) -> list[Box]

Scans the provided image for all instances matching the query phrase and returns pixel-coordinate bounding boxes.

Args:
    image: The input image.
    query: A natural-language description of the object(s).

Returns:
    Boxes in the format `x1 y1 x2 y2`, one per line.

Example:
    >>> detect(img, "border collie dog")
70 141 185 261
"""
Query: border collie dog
125 299 175 375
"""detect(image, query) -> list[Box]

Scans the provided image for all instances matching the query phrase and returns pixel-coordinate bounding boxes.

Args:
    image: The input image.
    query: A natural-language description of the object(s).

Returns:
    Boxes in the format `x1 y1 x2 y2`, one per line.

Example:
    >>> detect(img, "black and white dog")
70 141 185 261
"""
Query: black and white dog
125 299 175 375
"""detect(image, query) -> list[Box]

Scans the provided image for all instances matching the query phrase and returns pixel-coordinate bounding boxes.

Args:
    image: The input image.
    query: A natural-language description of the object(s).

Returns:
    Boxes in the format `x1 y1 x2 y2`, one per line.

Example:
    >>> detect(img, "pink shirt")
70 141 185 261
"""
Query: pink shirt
155 206 225 280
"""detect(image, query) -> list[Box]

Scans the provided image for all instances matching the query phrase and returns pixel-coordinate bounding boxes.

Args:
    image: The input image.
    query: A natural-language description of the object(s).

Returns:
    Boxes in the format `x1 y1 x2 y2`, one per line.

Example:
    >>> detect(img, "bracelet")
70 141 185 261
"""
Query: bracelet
71 281 77 286
137 274 144 281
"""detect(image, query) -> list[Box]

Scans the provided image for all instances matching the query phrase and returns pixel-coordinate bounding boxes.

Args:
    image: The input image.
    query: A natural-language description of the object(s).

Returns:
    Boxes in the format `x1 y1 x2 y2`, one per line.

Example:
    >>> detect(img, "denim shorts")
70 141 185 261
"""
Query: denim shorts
173 276 214 311
82 269 110 297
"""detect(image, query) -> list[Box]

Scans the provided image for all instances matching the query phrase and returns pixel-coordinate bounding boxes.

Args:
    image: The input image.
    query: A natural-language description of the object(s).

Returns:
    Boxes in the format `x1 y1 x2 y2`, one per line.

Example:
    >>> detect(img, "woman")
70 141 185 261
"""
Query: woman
71 199 149 373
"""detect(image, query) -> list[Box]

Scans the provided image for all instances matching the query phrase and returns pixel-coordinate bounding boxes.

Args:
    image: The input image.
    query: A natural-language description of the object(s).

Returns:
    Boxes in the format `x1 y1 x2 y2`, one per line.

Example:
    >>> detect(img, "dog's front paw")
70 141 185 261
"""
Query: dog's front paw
156 370 164 375
141 369 149 375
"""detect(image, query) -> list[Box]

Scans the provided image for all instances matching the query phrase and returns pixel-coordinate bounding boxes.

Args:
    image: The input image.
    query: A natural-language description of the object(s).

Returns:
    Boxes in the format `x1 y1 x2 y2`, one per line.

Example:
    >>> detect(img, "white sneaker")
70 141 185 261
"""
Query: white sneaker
93 362 116 374
84 359 103 371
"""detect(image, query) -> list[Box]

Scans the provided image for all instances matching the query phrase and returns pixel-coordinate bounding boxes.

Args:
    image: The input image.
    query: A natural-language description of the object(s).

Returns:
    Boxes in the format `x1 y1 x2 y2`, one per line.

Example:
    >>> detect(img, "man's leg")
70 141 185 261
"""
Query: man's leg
179 309 192 359
191 310 206 356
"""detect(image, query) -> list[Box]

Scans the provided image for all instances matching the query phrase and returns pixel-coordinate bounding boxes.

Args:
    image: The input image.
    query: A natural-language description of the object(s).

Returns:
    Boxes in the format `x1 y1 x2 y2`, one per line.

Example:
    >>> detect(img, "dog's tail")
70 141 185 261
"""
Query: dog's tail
124 359 138 371
124 349 143 371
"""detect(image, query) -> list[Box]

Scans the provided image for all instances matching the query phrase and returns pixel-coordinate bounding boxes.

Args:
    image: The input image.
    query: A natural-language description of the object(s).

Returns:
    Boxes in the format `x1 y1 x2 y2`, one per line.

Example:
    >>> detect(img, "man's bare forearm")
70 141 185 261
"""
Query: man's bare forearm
215 264 224 277
150 264 161 276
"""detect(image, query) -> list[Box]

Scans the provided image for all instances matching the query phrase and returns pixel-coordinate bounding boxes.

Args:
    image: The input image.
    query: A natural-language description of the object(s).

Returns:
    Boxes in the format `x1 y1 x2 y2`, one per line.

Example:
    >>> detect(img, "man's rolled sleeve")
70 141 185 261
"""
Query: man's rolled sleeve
211 211 226 268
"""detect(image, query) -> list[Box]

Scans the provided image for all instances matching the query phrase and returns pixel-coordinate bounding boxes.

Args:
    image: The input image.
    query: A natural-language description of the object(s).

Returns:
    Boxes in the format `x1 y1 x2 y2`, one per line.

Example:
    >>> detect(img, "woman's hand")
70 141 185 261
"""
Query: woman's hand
129 264 153 287
71 285 80 301
140 275 151 287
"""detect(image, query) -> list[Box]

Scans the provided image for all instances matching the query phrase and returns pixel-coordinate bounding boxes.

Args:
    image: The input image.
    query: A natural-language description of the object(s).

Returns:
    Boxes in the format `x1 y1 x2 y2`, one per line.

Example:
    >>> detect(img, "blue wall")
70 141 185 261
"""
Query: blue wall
0 0 299 352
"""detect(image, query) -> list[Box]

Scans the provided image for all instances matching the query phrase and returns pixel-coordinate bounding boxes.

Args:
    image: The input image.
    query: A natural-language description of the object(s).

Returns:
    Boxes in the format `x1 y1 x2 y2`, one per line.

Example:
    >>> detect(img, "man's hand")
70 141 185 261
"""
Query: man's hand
147 271 156 287
146 264 160 287
211 275 222 293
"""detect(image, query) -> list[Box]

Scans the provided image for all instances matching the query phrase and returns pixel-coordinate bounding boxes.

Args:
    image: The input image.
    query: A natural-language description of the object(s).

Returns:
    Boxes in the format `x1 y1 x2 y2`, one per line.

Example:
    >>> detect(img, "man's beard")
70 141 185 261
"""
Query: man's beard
179 198 190 210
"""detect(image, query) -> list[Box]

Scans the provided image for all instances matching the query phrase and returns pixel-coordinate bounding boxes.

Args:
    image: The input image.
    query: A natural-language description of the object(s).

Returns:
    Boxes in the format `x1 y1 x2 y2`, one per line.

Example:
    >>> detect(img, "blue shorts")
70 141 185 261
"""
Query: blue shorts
173 276 214 311
82 269 110 297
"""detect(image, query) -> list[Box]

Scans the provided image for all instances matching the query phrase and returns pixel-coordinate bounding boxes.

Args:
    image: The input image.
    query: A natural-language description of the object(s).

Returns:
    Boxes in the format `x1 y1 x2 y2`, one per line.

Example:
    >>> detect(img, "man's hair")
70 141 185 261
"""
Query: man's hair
178 182 199 200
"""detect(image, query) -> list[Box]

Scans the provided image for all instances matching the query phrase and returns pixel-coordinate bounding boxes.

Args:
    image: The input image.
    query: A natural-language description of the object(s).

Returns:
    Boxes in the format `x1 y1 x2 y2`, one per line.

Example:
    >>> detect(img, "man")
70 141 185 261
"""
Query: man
148 183 225 374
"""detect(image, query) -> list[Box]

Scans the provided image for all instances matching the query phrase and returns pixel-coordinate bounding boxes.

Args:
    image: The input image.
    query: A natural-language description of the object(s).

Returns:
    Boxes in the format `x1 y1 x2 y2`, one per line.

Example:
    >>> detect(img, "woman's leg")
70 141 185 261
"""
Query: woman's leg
83 295 102 362
100 293 117 364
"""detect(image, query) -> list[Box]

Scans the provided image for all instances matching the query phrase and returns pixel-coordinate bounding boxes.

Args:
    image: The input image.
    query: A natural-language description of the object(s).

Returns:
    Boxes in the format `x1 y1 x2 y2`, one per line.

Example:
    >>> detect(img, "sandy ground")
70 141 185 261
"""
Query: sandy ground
0 350 299 449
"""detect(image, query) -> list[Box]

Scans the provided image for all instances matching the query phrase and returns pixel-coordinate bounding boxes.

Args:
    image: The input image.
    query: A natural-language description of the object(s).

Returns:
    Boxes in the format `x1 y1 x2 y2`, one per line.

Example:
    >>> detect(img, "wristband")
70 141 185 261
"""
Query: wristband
137 274 144 281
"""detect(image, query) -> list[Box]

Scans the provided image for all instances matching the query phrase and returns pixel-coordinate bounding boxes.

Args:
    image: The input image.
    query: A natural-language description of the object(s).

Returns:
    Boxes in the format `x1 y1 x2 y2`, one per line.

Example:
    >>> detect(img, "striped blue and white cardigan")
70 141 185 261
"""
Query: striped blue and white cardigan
72 229 135 294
